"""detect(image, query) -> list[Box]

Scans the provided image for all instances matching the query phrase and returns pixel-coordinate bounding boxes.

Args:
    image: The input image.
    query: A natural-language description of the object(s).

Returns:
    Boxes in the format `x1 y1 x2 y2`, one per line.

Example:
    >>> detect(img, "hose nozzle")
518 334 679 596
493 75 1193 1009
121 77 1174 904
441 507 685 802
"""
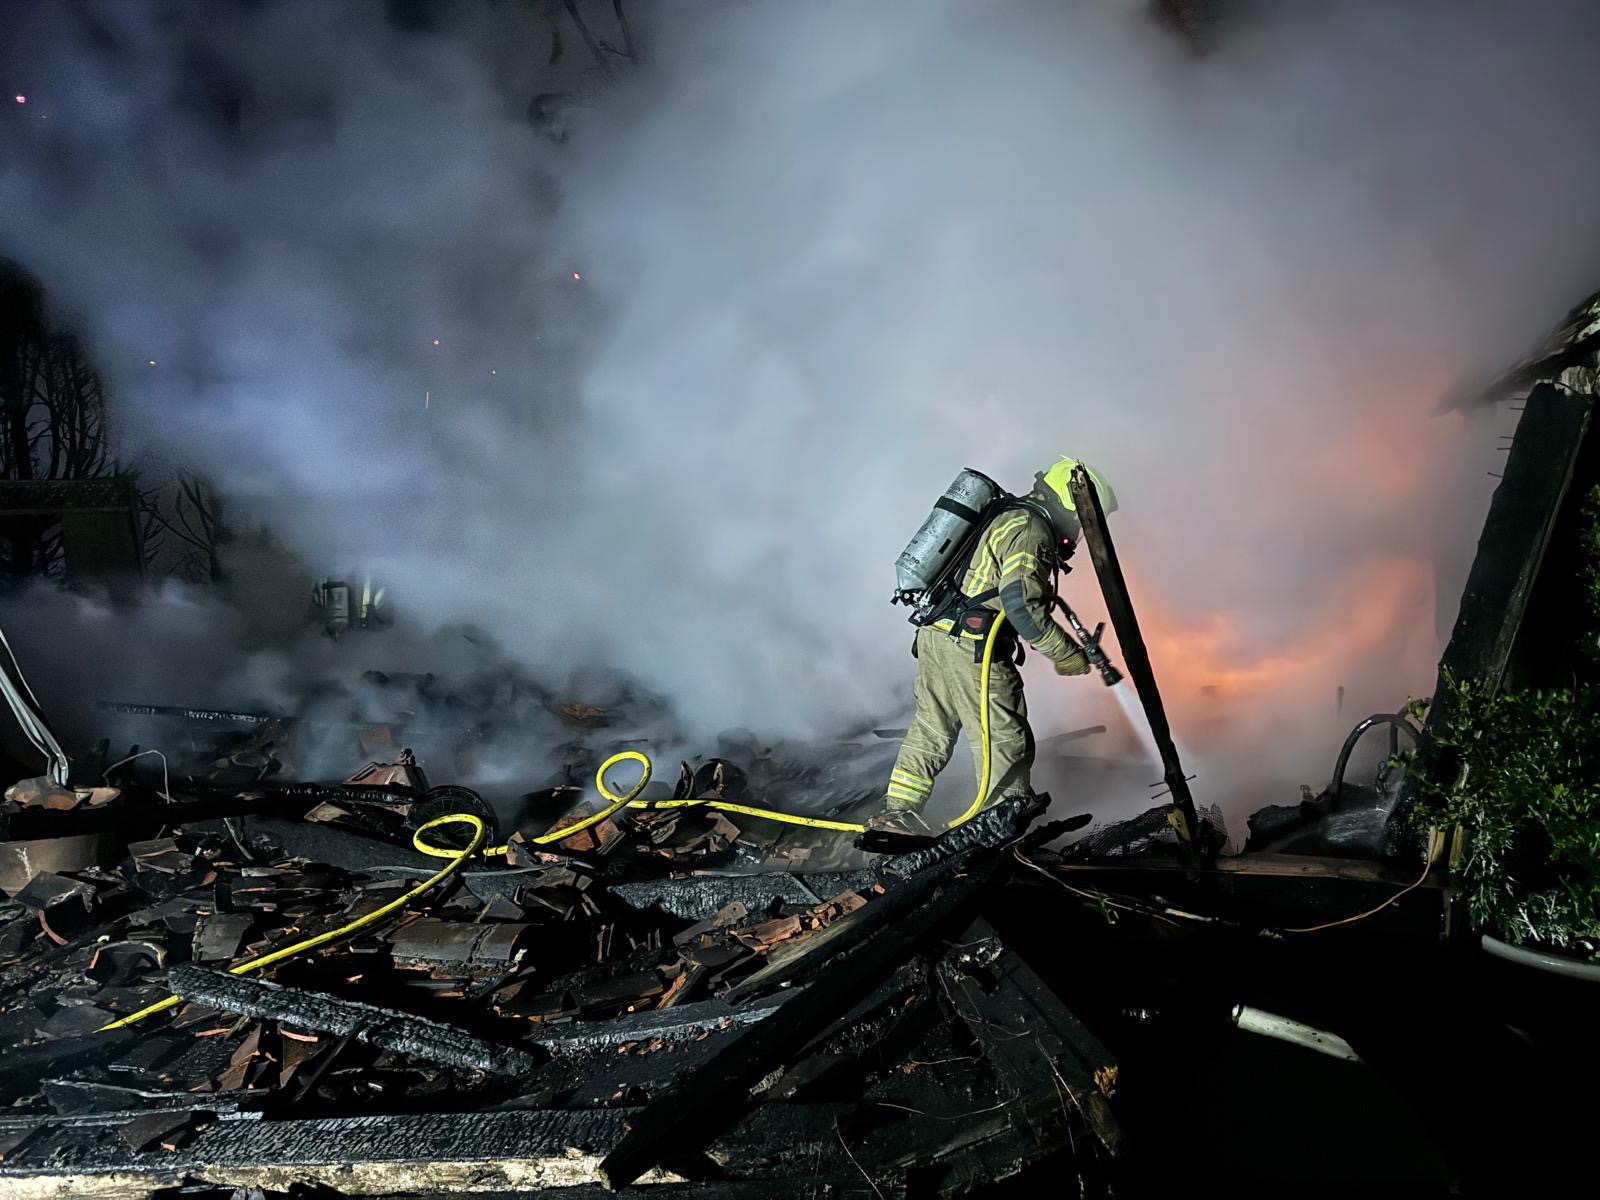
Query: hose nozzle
1054 599 1123 688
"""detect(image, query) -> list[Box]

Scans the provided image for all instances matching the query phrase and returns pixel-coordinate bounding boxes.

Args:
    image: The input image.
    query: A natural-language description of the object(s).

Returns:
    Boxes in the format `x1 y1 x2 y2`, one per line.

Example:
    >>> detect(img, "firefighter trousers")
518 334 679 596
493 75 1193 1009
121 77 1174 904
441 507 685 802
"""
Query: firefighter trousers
884 626 1034 813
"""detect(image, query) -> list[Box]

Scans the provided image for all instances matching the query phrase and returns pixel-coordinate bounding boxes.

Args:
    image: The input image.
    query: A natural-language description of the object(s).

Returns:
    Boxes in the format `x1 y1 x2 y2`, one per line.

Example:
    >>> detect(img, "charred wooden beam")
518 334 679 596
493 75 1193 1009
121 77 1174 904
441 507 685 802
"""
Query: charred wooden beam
0 781 417 844
95 700 481 738
165 965 544 1077
539 995 789 1054
1 1106 638 1195
938 917 1126 1157
876 792 1042 880
1067 464 1204 856
722 797 1040 1004
40 1077 259 1119
760 960 935 1102
1429 386 1593 693
610 871 831 921
599 812 1028 1189
0 1029 139 1098
0 1100 1014 1197
385 917 534 964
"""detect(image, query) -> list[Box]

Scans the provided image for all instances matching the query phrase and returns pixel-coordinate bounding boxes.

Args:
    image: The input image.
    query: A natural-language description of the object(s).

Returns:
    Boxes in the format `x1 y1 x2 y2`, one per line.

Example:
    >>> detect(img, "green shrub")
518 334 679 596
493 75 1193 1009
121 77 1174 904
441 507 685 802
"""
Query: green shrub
1409 486 1600 955
1418 674 1600 951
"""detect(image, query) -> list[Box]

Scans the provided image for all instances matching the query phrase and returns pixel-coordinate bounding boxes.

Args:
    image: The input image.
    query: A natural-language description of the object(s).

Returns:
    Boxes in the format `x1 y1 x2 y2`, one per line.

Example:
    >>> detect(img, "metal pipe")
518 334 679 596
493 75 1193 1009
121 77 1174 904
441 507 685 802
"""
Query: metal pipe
1481 934 1600 982
1325 712 1421 810
0 623 70 785
1230 1004 1362 1062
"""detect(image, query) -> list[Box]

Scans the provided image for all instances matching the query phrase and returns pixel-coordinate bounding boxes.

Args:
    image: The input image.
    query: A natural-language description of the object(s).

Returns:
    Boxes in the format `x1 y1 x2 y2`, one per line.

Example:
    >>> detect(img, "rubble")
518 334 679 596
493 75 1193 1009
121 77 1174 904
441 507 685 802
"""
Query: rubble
165 965 544 1076
0 757 1122 1196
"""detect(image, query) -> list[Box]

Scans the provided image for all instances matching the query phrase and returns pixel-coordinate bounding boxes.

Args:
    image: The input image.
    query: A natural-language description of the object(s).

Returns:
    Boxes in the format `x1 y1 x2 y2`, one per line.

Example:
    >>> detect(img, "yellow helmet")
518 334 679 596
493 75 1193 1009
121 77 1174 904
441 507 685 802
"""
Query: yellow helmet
1035 457 1118 518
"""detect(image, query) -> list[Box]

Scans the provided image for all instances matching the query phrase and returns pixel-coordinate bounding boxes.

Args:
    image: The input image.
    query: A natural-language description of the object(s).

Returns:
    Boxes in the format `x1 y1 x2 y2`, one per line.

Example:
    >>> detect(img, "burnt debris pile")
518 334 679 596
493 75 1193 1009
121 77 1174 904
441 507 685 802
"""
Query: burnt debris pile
0 757 1123 1196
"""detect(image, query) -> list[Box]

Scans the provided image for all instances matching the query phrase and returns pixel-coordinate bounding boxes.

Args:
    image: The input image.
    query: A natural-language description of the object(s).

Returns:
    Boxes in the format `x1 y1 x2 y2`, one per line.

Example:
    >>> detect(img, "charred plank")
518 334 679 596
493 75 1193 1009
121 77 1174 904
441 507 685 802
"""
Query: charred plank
165 964 544 1076
600 833 1017 1189
1391 385 1594 845
1066 464 1203 856
937 917 1126 1156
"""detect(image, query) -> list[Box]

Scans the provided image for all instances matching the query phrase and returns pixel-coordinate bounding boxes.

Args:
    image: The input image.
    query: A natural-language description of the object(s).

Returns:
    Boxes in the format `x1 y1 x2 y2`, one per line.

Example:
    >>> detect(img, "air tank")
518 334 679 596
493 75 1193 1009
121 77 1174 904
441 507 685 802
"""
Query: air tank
894 468 1002 602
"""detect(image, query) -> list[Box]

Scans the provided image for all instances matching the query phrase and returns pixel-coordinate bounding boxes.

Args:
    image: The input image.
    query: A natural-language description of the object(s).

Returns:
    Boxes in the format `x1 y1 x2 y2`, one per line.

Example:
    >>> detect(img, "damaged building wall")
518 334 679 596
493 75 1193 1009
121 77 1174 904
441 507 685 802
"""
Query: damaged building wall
1390 288 1600 846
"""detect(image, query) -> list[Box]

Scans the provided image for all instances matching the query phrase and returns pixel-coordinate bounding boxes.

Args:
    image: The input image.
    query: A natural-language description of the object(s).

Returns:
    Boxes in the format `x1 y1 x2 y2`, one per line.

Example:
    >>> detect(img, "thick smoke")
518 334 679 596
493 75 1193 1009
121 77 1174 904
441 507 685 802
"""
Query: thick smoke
3 1 1599 820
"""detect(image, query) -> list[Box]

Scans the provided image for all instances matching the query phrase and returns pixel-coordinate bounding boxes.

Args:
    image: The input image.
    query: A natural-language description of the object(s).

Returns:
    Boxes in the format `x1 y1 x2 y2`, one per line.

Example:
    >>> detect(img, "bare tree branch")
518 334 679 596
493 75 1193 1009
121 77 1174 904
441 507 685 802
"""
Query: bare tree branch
141 471 227 583
562 0 614 77
612 0 636 63
2 264 118 580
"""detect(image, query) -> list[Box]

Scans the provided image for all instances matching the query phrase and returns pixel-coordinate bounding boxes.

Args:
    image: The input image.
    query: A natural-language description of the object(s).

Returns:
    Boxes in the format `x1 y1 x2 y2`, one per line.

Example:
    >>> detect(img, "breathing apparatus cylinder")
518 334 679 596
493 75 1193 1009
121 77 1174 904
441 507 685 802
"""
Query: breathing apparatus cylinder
893 468 1003 624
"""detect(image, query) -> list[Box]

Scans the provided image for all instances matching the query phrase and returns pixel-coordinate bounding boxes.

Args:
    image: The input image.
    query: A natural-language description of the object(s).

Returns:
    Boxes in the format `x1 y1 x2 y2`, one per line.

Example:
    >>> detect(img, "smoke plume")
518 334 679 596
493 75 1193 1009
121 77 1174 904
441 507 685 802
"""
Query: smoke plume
3 0 1599 819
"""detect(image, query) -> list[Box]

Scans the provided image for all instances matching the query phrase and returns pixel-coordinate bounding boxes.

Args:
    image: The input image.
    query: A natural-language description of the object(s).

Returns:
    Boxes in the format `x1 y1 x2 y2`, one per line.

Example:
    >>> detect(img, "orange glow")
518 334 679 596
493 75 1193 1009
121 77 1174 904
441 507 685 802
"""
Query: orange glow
1059 549 1443 805
1094 367 1467 748
1111 554 1437 741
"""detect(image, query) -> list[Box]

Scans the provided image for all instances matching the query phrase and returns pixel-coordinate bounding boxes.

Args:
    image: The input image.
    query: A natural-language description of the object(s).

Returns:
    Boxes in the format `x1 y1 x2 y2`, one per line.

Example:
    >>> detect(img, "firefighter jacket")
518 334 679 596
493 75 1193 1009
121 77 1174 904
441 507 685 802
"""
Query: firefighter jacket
930 506 1077 663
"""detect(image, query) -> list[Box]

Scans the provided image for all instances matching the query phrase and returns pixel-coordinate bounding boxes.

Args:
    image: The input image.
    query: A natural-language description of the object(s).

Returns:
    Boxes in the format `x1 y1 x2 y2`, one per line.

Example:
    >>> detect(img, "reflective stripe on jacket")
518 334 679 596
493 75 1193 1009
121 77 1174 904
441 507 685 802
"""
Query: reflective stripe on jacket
930 507 1074 662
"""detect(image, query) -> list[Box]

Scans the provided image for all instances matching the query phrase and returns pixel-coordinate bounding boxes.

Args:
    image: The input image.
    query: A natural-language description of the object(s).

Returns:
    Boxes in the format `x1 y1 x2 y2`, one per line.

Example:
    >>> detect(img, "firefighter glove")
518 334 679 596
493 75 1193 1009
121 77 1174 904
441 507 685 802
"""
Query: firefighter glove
1054 648 1091 676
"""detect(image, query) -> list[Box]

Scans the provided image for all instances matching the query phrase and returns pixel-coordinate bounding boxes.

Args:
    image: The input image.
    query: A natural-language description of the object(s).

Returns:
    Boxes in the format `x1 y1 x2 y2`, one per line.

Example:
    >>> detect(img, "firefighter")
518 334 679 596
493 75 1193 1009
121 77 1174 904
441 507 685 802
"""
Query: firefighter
872 459 1116 833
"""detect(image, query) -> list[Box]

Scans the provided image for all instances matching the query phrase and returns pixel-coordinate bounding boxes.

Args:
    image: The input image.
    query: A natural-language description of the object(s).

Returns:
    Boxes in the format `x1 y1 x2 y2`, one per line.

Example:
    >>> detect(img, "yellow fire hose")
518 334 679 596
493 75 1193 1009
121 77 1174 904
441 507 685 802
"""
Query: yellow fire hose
98 619 1007 1032
98 811 491 1031
435 615 1005 851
